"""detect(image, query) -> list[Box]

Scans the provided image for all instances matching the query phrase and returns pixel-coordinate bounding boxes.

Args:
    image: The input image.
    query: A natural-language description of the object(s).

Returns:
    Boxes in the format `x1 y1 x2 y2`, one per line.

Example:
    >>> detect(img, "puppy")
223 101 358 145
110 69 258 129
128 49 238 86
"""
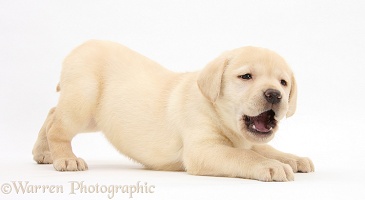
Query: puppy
32 40 314 181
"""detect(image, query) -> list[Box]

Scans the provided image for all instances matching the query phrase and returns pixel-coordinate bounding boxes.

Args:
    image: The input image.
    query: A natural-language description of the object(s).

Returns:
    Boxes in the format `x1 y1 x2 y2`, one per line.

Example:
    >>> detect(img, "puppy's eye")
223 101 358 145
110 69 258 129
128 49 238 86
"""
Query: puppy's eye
280 79 287 86
239 74 252 80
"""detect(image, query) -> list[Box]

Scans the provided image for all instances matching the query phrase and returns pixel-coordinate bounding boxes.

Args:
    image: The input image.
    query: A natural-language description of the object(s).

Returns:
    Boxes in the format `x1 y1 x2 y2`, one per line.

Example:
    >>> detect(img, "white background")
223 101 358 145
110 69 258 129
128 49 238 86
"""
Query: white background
1 0 365 199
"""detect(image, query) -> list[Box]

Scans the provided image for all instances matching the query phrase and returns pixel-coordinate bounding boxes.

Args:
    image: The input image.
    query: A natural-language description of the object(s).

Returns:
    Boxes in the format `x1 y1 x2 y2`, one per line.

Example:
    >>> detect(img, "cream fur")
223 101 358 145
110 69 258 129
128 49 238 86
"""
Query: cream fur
32 40 314 181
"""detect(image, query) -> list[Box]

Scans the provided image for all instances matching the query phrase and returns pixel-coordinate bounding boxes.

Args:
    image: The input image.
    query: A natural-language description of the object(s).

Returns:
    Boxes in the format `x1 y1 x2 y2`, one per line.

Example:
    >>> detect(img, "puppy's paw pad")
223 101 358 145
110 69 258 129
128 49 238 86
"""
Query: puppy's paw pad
33 151 53 164
53 158 88 171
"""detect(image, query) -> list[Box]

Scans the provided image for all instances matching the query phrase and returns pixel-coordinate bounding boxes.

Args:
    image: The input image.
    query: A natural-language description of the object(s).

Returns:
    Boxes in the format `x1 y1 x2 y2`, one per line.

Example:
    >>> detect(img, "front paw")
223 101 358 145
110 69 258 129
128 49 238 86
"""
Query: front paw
282 156 314 173
253 160 295 182
53 158 88 171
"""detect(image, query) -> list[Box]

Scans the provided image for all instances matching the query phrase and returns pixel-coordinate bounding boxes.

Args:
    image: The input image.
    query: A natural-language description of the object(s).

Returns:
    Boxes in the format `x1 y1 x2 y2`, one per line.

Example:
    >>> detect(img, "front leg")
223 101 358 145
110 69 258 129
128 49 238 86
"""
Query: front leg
183 137 295 182
252 144 315 173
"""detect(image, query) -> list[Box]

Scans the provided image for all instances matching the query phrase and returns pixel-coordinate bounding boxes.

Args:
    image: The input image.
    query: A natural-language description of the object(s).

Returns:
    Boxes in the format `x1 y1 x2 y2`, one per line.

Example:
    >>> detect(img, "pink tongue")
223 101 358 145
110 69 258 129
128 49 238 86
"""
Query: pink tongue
254 119 270 132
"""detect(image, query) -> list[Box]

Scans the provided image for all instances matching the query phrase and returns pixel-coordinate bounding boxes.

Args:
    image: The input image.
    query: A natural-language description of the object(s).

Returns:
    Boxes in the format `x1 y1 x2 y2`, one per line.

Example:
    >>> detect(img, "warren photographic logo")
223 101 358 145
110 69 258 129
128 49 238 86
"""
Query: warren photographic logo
1 181 155 199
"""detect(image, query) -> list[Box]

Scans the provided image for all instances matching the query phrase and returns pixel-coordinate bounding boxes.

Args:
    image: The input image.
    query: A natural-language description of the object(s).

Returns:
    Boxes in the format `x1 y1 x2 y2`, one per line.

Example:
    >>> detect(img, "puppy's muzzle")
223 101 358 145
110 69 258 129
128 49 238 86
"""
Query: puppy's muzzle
264 89 281 104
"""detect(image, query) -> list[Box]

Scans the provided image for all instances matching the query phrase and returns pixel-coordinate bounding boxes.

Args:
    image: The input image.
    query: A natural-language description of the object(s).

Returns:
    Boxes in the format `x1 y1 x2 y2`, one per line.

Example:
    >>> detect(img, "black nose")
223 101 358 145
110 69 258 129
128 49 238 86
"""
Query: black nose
264 89 282 104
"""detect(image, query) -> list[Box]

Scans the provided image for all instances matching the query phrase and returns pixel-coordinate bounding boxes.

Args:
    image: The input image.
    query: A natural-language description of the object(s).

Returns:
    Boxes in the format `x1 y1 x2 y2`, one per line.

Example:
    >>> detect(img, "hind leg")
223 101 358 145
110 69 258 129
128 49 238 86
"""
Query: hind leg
47 92 98 171
47 80 100 171
37 41 103 171
32 107 56 164
47 116 88 171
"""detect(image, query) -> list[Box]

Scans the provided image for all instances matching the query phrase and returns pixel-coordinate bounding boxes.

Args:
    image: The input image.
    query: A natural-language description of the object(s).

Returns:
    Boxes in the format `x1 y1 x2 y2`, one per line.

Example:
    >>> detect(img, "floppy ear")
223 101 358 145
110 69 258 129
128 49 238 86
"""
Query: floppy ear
286 74 297 117
197 51 231 103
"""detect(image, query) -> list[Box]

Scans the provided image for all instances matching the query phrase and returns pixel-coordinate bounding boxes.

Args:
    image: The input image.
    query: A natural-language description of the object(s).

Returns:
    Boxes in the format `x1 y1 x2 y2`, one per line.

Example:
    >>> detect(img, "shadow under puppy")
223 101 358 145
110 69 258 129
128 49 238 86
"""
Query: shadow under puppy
33 40 314 181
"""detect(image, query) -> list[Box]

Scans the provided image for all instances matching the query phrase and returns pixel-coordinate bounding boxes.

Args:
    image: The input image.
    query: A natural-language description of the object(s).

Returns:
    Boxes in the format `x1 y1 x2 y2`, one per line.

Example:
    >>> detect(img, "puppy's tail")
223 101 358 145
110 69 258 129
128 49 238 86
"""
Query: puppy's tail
56 83 61 92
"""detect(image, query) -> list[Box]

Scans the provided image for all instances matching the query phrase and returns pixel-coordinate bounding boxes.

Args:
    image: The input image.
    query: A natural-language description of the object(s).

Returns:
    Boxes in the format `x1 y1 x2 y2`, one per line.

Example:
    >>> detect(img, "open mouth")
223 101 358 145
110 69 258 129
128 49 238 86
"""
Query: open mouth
244 110 277 135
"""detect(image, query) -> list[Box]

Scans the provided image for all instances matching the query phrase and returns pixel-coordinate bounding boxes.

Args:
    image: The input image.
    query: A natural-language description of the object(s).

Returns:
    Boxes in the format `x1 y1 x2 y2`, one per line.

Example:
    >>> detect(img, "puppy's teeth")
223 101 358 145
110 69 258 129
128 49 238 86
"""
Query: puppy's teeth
252 125 257 130
269 127 273 131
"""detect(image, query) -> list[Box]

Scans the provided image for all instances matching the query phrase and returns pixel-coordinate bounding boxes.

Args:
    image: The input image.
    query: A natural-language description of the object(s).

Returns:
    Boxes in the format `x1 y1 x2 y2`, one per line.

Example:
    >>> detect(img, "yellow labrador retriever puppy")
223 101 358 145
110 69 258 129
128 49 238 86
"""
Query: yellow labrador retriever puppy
32 40 314 181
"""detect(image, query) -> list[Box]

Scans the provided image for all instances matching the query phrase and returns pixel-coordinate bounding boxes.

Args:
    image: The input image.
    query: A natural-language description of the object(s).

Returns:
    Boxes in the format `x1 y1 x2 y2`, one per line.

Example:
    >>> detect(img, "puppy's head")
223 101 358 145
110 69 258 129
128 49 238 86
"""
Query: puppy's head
198 47 297 143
